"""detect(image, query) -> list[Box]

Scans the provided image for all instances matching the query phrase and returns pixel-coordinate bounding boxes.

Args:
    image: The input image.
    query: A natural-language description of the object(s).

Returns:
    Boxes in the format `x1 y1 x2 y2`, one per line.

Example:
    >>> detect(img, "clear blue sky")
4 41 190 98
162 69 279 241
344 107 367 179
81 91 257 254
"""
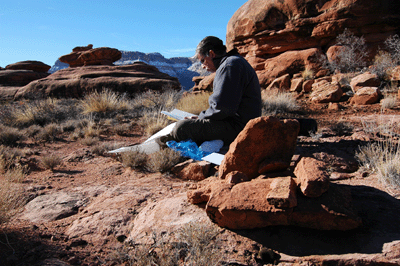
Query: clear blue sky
0 0 247 67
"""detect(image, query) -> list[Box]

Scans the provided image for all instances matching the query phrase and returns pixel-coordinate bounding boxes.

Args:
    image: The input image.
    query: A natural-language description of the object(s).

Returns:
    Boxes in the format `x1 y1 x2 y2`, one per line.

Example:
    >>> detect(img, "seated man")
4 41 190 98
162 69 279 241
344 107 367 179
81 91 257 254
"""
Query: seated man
158 36 262 147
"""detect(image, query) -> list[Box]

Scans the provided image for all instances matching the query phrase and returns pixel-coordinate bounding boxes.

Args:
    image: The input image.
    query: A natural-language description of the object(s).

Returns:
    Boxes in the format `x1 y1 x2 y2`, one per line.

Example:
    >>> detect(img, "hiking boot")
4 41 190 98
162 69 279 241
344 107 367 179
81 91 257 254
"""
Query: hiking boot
154 134 175 149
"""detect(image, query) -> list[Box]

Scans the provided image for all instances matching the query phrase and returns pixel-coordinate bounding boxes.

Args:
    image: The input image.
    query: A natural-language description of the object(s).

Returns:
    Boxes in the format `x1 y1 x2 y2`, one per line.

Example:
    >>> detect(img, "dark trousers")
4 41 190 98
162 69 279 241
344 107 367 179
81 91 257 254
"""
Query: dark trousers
170 118 243 146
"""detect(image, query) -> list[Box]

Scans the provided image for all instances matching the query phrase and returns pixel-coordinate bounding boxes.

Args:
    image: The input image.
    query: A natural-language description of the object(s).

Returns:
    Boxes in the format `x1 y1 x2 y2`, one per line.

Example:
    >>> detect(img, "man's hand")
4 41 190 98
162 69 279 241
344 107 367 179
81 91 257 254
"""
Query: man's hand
184 116 198 120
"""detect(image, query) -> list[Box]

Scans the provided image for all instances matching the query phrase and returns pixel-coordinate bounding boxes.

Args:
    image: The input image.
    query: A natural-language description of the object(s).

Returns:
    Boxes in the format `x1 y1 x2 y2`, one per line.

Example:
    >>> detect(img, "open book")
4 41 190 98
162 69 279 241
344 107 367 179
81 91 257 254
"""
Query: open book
161 109 195 121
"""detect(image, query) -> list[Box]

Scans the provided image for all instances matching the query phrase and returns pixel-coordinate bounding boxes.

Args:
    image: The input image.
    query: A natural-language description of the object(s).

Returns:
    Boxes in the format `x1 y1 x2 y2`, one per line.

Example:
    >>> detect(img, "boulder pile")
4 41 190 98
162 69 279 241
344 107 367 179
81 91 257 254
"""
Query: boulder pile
186 116 362 231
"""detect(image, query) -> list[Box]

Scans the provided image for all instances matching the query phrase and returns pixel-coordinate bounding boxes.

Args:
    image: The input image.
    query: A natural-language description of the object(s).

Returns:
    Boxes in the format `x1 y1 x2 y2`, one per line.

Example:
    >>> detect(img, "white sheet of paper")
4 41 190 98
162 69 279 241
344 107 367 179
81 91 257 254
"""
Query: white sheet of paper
202 153 225 165
144 122 176 143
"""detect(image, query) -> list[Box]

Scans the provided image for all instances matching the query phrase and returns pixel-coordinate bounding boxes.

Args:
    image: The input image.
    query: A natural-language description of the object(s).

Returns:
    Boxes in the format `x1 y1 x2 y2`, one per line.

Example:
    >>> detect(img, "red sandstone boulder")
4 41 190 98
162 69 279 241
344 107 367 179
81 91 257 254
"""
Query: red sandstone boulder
294 157 330 198
171 159 212 181
204 179 361 230
310 82 343 103
258 48 324 87
266 74 291 91
59 46 121 67
5 60 51 73
192 73 215 92
226 0 400 88
350 87 381 105
266 176 297 208
290 78 303 92
0 70 49 87
14 62 181 99
219 116 300 180
350 72 380 92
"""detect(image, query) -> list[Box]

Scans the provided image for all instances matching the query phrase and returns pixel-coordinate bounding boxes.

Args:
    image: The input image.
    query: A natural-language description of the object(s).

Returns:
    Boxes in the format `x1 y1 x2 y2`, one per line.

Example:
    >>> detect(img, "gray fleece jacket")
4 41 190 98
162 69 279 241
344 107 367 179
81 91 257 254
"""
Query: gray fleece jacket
198 49 261 128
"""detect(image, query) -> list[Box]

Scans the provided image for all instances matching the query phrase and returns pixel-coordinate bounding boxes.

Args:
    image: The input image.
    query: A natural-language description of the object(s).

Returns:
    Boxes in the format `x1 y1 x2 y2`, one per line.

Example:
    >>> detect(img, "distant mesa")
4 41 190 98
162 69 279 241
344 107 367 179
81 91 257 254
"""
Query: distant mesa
14 61 181 99
59 44 122 67
5 60 51 73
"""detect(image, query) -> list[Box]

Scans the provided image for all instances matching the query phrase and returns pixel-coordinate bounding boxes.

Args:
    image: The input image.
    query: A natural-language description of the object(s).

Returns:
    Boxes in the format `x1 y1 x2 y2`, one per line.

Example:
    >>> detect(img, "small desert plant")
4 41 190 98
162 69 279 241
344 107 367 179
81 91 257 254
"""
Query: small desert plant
24 124 42 138
114 123 131 136
60 119 80 133
110 221 222 266
132 89 182 111
385 34 400 65
381 94 398 110
330 120 354 136
80 89 130 116
330 28 369 73
175 92 210 115
79 136 100 146
176 221 222 265
0 125 24 146
356 118 400 189
302 67 315 80
138 111 169 137
120 150 148 169
4 164 28 183
371 50 396 80
90 142 119 156
0 179 27 224
35 123 61 142
82 120 102 138
262 92 299 116
147 148 182 173
41 154 63 171
10 98 76 128
0 145 22 173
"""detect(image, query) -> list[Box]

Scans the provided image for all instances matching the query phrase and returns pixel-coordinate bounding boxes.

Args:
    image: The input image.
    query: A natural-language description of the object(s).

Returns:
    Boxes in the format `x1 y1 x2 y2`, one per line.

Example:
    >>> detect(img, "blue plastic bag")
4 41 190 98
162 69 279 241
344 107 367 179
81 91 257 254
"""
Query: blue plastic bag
167 139 211 161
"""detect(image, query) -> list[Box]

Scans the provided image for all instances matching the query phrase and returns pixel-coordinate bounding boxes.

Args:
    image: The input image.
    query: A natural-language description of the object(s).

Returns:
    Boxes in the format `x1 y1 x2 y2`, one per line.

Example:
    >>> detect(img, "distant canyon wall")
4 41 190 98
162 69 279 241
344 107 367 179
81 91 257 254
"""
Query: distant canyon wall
50 51 205 90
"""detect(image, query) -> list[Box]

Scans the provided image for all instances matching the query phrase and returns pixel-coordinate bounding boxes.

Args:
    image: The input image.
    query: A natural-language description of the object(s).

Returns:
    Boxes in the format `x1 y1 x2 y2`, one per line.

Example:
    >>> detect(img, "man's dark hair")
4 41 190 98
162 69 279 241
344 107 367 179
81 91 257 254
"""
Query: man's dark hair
196 36 227 57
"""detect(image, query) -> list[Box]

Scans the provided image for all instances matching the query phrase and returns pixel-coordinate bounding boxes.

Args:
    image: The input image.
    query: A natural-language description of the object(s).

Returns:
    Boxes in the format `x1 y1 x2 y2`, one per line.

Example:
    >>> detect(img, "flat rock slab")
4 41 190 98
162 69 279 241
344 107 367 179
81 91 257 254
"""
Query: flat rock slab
128 193 210 244
20 191 89 223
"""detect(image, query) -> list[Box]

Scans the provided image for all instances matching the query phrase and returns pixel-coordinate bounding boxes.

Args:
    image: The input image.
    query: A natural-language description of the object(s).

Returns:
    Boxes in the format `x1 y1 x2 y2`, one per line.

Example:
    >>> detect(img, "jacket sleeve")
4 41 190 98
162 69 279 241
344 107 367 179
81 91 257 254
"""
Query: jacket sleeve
198 61 244 120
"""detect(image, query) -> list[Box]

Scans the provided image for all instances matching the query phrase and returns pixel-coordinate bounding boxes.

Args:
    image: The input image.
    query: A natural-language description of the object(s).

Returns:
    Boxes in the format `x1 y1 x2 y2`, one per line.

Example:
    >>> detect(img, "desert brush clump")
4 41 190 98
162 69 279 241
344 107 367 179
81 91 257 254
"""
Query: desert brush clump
41 154 63 171
356 118 400 189
120 150 148 170
262 92 299 116
79 89 131 116
0 179 28 224
0 145 23 173
138 110 170 137
147 148 182 173
4 98 79 128
328 28 369 73
110 221 223 266
0 124 24 146
175 92 211 115
381 94 398 110
329 120 354 136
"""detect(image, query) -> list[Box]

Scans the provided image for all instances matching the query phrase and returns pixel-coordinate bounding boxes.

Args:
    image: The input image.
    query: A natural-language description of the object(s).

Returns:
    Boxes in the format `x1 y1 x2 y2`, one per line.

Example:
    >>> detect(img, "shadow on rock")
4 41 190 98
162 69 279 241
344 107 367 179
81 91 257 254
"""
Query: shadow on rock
232 184 400 256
